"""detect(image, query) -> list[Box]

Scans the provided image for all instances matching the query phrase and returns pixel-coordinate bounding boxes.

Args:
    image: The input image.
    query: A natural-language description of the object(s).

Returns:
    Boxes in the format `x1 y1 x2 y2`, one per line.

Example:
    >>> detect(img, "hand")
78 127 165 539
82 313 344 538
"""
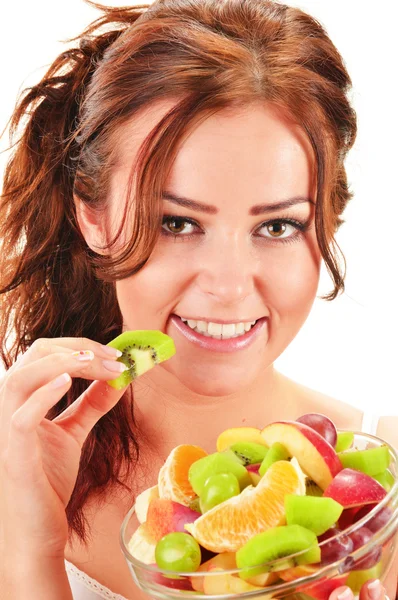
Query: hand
329 579 389 600
0 337 129 561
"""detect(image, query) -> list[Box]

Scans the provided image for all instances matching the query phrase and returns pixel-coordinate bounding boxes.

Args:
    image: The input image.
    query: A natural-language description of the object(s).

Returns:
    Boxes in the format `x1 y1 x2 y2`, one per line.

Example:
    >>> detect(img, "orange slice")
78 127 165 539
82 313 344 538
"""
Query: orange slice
158 444 207 505
185 458 306 552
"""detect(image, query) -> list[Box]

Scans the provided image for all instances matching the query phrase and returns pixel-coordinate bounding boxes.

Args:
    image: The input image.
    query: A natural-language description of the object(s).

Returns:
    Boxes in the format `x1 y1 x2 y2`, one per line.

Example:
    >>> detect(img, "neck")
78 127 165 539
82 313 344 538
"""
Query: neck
131 365 299 458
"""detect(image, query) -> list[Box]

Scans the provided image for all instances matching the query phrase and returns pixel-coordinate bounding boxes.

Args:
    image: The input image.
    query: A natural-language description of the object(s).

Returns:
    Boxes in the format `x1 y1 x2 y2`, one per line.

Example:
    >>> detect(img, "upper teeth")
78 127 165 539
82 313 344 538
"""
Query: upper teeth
180 319 256 339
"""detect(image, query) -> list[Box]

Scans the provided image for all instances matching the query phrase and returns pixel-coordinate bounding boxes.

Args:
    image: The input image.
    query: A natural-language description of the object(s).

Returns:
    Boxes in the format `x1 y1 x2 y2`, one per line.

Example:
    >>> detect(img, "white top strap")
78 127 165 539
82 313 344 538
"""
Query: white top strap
361 411 380 436
65 559 128 600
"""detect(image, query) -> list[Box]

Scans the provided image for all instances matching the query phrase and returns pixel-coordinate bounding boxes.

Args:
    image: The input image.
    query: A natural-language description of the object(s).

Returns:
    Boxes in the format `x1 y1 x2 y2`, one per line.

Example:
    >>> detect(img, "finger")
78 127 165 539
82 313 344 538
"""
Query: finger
4 372 73 483
328 586 354 600
1 350 128 425
359 579 386 600
1 337 122 379
53 379 129 446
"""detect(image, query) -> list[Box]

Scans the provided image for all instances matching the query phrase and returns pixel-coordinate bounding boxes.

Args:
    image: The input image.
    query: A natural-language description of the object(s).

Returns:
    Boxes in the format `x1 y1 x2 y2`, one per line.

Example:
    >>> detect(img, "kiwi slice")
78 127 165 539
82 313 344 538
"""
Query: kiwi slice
335 431 354 453
236 525 320 579
285 495 344 536
373 468 395 492
259 442 290 477
338 445 391 477
106 330 176 390
229 441 269 466
305 479 324 497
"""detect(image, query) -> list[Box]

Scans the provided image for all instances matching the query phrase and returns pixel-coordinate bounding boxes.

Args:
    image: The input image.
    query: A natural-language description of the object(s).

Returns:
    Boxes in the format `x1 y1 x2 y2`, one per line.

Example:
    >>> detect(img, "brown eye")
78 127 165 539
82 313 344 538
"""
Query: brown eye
167 218 186 233
267 222 287 237
162 216 196 236
258 220 300 240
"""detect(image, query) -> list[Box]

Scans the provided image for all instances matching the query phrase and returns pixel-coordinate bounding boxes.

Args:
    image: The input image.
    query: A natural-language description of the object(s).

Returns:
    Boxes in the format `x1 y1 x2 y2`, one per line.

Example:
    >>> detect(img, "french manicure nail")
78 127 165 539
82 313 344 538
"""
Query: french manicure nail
102 359 128 373
101 345 123 358
368 579 382 600
72 350 95 361
51 373 71 388
337 589 353 600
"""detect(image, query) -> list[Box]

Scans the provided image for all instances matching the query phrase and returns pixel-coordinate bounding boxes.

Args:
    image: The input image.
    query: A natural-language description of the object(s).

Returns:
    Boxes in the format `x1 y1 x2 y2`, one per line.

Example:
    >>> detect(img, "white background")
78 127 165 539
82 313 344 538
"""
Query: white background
0 1 397 414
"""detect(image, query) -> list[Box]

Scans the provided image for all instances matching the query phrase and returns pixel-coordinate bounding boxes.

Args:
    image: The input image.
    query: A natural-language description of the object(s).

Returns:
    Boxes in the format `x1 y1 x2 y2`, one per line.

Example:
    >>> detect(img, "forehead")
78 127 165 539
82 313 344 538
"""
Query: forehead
112 99 316 204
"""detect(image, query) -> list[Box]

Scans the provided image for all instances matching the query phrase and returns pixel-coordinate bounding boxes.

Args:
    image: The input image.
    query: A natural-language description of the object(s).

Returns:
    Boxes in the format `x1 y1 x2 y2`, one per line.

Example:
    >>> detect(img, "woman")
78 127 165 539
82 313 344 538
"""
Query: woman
0 1 396 598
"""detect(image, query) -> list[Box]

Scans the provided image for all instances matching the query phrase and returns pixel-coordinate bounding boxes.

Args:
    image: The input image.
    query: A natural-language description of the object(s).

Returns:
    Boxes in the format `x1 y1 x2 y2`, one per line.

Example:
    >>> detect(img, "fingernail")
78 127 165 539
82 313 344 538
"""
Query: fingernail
337 589 353 600
368 579 382 600
51 373 72 388
102 359 128 373
72 350 95 361
101 345 123 358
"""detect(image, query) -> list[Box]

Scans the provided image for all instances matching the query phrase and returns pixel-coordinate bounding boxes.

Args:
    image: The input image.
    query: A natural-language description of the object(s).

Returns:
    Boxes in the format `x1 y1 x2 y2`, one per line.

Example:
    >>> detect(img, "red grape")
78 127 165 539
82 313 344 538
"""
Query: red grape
354 504 392 533
348 526 382 570
318 527 354 566
296 413 337 447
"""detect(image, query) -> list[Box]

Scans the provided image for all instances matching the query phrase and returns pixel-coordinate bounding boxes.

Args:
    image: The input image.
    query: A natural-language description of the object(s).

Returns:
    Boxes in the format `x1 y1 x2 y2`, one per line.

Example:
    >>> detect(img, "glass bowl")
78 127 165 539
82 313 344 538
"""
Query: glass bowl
120 431 398 599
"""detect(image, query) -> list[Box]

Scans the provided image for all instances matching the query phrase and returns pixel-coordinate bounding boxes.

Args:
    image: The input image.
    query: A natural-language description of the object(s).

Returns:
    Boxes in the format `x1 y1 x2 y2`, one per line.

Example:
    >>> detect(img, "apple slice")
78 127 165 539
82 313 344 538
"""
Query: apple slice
261 421 342 490
278 565 349 600
204 567 271 596
190 552 237 592
323 469 387 508
135 485 159 524
128 498 199 564
216 427 267 452
247 463 262 486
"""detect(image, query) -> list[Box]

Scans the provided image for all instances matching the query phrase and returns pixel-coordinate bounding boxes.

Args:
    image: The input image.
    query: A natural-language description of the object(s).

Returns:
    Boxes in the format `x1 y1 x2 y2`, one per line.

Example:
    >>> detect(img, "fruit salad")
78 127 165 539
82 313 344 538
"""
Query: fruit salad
125 413 398 598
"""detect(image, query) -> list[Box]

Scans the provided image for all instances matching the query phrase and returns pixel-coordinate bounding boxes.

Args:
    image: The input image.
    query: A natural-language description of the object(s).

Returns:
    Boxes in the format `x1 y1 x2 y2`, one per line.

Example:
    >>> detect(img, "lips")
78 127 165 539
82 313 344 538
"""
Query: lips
169 315 268 353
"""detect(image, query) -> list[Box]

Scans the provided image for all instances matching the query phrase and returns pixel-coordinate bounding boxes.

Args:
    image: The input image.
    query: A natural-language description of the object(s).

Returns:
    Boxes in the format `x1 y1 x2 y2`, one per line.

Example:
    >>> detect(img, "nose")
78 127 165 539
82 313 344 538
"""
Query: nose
196 235 256 305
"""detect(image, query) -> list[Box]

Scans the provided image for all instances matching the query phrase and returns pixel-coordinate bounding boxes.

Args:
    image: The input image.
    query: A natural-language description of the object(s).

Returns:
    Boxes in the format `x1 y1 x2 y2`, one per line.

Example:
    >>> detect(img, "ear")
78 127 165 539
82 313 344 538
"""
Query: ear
74 195 108 254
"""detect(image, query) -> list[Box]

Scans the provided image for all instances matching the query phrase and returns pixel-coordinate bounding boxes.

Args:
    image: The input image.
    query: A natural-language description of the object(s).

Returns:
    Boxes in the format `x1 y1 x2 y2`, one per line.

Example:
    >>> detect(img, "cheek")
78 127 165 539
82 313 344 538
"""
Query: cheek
115 251 185 329
262 238 321 320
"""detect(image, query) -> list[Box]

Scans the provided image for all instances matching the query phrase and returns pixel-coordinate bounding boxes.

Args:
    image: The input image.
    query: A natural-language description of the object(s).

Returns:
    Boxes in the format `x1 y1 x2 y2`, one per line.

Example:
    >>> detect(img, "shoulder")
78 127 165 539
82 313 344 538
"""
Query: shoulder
376 415 398 450
275 371 363 431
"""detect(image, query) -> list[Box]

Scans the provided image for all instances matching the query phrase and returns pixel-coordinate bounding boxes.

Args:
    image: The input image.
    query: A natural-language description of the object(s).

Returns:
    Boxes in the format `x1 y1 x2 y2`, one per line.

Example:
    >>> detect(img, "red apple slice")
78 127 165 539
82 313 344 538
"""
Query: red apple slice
261 421 342 490
279 565 348 600
323 469 387 508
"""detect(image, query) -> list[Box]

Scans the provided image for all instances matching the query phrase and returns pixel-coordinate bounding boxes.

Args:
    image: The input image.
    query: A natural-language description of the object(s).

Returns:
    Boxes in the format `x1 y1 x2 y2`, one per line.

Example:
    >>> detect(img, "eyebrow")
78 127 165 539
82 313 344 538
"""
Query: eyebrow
162 191 315 215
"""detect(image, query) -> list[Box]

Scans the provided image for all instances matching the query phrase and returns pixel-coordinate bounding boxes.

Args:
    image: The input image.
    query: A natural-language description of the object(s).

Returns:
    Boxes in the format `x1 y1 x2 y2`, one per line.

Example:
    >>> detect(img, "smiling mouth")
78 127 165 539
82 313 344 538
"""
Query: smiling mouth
177 317 258 340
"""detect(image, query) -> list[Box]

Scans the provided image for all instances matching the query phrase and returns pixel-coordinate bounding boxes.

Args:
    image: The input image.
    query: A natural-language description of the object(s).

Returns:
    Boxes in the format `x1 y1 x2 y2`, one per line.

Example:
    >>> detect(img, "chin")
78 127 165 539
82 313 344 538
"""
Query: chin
164 360 262 398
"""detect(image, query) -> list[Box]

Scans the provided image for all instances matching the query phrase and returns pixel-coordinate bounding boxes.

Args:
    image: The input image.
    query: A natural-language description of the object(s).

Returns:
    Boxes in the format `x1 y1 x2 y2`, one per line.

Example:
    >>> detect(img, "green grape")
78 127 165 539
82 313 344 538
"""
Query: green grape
155 532 201 572
199 472 240 513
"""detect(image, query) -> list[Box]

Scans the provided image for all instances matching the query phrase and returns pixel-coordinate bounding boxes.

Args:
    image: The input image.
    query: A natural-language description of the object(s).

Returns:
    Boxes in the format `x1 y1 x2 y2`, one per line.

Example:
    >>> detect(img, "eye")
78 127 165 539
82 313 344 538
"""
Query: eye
161 216 198 236
257 219 304 240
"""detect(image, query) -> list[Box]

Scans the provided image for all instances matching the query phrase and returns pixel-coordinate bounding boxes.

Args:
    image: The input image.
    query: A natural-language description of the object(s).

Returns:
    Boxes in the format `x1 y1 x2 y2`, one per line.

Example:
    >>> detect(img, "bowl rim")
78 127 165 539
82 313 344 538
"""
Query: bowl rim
120 429 398 583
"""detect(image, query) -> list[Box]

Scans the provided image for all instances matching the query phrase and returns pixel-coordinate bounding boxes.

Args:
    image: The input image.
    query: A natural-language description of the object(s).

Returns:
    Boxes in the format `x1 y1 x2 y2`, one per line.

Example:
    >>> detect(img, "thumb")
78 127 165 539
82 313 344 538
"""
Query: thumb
53 379 130 446
328 586 354 600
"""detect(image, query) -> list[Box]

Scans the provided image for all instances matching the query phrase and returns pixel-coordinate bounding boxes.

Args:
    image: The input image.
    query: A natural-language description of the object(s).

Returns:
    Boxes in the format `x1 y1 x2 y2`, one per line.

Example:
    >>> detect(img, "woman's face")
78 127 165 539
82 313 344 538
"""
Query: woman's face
106 101 321 396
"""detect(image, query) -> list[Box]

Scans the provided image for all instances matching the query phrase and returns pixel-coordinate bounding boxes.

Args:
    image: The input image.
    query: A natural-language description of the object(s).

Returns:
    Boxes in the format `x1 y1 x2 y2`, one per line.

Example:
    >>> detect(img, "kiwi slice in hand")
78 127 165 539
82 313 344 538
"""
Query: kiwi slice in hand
106 330 176 389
